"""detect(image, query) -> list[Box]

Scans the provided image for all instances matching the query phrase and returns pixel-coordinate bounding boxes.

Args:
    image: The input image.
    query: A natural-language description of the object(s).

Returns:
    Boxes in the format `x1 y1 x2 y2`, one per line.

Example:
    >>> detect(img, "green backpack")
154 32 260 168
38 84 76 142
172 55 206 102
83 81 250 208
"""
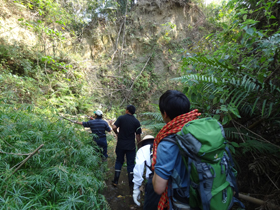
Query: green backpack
164 117 244 210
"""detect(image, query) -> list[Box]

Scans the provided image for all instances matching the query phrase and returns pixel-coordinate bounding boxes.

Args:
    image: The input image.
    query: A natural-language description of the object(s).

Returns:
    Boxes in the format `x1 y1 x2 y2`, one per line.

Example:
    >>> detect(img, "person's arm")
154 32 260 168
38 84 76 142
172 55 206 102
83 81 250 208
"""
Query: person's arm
133 147 146 189
152 171 168 195
136 134 141 144
112 124 119 135
105 121 112 132
132 146 147 206
152 140 177 195
74 121 83 125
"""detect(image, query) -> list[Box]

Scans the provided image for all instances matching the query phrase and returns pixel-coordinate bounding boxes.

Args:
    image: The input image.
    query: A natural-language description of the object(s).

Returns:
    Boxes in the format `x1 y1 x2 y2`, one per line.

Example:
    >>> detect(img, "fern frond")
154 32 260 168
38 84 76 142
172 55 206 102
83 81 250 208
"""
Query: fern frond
182 56 234 71
239 103 253 116
224 127 239 140
240 139 279 154
172 74 219 84
141 112 163 122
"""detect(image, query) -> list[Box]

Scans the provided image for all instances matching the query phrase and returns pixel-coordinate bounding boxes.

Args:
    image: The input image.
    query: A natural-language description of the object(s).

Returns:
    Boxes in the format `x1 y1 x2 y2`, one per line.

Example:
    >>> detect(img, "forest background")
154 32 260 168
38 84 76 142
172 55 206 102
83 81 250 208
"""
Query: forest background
0 0 280 209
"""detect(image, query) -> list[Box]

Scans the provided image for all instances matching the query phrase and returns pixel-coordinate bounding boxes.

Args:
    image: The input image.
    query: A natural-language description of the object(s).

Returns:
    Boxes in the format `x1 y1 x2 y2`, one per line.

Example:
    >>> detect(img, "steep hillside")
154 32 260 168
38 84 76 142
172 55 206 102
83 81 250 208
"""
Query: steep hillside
81 0 209 112
0 0 211 114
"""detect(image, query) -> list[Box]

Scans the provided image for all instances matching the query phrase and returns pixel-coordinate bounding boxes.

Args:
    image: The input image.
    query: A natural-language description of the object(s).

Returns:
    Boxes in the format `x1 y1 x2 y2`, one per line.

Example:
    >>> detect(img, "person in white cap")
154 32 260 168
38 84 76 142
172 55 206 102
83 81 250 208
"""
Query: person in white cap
74 109 111 159
132 135 161 209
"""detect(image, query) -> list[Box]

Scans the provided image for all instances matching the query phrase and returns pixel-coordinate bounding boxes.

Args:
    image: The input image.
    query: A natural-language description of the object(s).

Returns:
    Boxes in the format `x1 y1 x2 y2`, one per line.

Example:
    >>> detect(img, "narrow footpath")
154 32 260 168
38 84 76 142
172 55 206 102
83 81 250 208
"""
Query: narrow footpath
102 139 144 210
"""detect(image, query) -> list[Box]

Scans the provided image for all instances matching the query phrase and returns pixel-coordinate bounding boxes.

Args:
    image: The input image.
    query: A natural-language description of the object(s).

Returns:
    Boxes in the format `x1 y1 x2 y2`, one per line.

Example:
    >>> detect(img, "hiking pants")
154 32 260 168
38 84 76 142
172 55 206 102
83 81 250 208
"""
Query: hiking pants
115 147 136 173
94 137 108 158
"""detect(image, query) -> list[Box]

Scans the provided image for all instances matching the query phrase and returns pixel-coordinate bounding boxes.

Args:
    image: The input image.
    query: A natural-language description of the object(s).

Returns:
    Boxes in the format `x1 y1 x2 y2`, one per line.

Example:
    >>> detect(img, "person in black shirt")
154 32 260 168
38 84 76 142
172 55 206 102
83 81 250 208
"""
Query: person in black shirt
75 109 112 159
111 105 142 190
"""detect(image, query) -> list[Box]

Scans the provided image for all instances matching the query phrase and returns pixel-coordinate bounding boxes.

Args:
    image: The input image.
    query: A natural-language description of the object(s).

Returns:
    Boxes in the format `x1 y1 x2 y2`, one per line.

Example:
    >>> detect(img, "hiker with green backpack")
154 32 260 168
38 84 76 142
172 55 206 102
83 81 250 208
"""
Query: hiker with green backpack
152 90 244 210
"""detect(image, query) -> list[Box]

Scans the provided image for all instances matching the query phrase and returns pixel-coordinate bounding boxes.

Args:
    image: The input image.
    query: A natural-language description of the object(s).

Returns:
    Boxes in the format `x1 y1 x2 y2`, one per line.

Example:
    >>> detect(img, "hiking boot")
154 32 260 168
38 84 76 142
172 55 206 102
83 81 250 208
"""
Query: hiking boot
128 172 134 186
128 172 134 194
112 170 121 187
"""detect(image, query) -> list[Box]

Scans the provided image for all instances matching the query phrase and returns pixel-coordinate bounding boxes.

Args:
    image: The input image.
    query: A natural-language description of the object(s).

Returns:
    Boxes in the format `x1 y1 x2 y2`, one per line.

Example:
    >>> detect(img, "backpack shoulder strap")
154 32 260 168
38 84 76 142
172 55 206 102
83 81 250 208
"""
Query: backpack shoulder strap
144 144 153 172
162 136 177 144
146 135 177 172
161 134 177 145
161 135 191 199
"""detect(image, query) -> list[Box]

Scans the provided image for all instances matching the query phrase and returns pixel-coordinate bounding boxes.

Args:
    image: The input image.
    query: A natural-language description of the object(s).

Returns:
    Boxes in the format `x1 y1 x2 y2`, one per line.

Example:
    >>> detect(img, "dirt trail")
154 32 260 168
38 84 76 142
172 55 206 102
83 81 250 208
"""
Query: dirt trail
102 140 144 210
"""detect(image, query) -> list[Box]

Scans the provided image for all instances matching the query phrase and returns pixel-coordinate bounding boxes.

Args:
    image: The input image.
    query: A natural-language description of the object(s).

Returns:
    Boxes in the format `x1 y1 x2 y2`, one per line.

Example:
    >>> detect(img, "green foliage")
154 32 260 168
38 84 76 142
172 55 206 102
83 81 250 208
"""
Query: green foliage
178 0 280 124
140 104 165 136
176 0 280 198
0 57 97 115
0 104 109 209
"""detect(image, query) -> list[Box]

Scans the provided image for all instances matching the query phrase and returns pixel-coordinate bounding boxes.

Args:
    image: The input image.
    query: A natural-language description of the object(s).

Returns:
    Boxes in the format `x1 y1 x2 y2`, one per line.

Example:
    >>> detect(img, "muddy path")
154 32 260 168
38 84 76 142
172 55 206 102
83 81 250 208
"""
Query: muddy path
101 140 144 210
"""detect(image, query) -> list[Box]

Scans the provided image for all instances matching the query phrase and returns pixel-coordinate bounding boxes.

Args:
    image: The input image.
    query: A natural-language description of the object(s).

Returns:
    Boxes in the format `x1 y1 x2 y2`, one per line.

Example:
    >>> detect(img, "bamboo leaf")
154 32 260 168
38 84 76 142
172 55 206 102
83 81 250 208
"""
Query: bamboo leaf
251 97 260 116
262 99 267 117
268 102 273 117
231 142 240 148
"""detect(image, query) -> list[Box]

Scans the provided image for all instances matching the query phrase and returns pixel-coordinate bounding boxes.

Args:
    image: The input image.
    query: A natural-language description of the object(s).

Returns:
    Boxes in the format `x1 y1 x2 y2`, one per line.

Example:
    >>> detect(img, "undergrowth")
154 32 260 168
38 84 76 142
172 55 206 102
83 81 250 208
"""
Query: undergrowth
172 0 280 205
0 104 110 209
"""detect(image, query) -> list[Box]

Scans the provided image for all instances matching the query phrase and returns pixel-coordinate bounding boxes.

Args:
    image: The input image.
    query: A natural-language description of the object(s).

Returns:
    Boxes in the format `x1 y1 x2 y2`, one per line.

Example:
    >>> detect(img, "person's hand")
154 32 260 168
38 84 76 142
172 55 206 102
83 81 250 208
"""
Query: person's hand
133 188 141 206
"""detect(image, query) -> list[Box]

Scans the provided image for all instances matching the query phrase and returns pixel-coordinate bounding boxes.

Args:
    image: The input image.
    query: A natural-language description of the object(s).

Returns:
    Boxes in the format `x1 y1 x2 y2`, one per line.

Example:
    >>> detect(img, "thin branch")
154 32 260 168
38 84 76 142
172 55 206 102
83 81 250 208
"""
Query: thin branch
92 88 125 90
99 75 123 78
232 121 279 191
248 117 266 130
59 115 75 123
119 96 128 107
2 139 17 149
5 144 44 182
119 55 152 107
232 120 246 144
111 22 124 63
10 161 23 170
115 21 124 49
110 17 124 62
129 56 151 90
232 120 280 149
239 193 280 210
118 1 128 72
232 120 257 162
0 150 31 156
263 170 279 190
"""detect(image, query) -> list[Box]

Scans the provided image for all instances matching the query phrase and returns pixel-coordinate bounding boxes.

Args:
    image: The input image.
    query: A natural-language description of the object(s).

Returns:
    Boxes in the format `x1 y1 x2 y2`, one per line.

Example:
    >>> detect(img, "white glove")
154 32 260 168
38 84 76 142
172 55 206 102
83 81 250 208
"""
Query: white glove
133 188 141 206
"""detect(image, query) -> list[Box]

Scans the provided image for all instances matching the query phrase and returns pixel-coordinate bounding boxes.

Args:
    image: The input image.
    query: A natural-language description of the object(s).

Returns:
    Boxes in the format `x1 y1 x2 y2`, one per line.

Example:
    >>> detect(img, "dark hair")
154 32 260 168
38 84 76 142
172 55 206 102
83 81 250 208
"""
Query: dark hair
95 115 102 119
159 90 190 120
126 105 136 114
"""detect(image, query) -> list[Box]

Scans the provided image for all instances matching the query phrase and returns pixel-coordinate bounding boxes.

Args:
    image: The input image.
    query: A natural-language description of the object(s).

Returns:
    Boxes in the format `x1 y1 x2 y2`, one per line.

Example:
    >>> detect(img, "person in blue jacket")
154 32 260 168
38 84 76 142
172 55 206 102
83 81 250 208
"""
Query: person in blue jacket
75 109 112 159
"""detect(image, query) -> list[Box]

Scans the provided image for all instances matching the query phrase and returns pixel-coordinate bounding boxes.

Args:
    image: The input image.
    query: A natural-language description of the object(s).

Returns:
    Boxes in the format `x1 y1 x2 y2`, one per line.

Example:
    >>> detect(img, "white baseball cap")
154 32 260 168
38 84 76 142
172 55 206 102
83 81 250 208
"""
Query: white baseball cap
94 109 103 116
